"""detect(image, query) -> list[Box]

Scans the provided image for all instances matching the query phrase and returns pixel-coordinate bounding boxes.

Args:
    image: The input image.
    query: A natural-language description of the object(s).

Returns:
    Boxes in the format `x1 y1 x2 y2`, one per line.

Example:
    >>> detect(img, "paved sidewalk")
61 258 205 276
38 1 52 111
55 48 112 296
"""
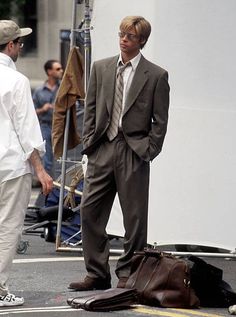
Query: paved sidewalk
0 232 234 316
1 188 234 316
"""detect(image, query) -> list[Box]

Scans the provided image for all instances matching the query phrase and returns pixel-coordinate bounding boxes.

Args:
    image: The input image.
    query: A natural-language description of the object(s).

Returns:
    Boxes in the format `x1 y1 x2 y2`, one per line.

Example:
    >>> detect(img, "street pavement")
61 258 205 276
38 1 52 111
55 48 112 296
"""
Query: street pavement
1 189 236 316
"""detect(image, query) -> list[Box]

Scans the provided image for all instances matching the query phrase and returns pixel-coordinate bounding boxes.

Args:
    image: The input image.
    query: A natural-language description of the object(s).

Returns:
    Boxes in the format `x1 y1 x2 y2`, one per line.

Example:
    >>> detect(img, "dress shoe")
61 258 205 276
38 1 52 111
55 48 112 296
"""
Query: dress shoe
68 275 111 291
117 277 128 288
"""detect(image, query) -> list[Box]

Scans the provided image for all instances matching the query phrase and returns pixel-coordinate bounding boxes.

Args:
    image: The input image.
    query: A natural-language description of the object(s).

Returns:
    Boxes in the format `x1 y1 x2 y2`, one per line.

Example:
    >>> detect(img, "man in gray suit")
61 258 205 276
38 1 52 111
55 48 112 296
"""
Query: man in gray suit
69 16 170 291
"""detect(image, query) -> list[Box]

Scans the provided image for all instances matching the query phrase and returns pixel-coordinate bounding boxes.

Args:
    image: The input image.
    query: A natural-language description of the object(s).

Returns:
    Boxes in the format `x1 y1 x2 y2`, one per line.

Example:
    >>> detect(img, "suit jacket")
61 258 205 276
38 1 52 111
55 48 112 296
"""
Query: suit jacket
82 54 170 162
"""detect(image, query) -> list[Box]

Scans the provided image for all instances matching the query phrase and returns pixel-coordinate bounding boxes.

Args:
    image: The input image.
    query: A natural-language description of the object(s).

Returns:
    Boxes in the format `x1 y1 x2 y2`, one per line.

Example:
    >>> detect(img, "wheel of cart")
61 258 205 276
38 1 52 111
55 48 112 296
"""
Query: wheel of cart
17 240 29 254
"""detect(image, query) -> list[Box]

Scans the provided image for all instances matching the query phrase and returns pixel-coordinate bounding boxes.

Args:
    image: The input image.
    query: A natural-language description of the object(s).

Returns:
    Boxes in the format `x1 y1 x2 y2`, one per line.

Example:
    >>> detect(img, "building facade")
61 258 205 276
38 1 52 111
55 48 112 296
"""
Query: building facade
17 0 85 88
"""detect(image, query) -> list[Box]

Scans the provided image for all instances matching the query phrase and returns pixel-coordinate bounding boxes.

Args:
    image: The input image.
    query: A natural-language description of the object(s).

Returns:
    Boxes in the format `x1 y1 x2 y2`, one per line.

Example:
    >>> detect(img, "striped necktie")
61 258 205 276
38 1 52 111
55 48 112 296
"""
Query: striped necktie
107 62 131 141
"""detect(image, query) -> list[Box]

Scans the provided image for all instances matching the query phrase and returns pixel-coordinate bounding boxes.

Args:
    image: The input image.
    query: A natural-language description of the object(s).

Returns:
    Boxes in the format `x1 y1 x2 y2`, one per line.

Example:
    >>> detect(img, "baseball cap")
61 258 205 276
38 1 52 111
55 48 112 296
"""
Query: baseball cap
0 20 32 45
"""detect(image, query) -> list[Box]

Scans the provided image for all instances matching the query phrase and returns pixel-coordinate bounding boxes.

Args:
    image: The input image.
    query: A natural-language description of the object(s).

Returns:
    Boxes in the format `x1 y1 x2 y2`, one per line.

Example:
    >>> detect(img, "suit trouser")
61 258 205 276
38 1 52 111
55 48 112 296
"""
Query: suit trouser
81 133 150 279
0 174 32 295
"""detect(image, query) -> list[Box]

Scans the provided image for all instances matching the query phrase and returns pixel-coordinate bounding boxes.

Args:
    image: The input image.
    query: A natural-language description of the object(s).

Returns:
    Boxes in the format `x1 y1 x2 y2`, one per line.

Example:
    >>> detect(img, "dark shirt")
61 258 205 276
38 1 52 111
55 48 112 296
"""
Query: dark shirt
33 81 60 124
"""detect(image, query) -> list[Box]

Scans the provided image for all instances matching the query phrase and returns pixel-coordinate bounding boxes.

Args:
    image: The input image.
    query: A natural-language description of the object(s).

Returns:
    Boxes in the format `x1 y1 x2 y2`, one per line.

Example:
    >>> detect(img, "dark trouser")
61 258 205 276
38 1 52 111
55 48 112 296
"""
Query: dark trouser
81 133 150 279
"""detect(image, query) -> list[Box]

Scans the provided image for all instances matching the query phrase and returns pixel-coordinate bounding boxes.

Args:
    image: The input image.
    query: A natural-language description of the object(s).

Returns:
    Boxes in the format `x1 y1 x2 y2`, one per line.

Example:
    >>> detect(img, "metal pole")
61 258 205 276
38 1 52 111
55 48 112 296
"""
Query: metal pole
56 0 78 250
84 0 91 92
56 0 91 252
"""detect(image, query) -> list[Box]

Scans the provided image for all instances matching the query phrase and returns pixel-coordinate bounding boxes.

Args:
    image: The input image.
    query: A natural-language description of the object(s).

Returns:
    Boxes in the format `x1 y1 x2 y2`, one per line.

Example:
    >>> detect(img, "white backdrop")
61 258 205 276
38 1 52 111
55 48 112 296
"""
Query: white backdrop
89 0 236 250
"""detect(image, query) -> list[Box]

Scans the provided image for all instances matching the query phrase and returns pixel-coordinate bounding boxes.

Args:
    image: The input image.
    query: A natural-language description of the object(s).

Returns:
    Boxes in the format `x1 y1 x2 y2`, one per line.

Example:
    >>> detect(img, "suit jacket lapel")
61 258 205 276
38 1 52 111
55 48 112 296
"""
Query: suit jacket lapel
123 55 149 116
103 56 119 115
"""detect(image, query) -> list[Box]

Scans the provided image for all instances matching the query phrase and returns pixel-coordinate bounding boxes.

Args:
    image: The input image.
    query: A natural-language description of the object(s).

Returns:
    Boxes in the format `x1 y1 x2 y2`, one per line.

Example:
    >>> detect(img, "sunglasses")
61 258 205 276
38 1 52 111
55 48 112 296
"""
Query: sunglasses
13 40 24 48
118 32 139 41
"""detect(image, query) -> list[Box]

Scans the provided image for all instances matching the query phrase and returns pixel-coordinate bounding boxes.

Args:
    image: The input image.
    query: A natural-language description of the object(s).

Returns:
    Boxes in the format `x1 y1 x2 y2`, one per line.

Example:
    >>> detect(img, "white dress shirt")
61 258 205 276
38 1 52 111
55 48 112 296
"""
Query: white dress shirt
117 52 141 126
0 52 45 184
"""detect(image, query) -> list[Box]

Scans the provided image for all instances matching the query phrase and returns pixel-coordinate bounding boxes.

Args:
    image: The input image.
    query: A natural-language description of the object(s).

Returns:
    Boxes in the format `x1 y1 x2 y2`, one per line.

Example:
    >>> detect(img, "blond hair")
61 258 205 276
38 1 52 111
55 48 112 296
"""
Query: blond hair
119 16 151 49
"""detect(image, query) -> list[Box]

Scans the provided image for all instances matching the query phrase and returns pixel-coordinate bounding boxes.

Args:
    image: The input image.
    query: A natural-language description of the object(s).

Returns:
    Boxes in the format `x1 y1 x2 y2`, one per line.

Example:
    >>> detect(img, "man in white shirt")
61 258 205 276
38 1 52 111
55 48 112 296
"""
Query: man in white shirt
0 20 53 307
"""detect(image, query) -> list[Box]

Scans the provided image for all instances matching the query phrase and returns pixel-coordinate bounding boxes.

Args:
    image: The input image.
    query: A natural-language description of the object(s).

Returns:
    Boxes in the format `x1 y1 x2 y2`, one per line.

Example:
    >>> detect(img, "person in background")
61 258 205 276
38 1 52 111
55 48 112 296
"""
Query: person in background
68 16 170 291
0 20 53 307
33 59 63 177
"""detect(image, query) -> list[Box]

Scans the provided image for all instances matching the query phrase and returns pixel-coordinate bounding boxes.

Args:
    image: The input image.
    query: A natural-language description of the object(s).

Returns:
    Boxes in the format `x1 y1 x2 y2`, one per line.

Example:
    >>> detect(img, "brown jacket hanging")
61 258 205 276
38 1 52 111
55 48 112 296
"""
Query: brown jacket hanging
52 47 85 158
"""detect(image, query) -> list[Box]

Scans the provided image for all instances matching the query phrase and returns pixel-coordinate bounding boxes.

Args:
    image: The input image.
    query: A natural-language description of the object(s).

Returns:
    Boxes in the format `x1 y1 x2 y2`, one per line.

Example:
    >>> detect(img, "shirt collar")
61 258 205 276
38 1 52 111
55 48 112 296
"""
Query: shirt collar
118 52 141 71
42 80 60 90
0 52 17 71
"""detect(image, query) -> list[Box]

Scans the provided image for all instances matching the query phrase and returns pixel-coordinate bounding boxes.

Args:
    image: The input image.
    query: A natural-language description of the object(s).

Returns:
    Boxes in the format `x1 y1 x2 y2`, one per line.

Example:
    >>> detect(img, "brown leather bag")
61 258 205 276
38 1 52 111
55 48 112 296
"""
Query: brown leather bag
125 248 200 308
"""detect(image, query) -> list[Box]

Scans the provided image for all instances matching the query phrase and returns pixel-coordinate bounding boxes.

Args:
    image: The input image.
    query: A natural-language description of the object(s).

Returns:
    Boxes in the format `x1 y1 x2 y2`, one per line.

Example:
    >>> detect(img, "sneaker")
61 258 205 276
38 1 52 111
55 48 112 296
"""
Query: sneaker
0 293 24 307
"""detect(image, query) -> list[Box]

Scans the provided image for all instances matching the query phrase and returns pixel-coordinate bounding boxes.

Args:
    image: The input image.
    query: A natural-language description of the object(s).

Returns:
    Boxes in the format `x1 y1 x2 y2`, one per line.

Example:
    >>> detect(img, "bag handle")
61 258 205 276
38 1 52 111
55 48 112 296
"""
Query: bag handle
128 252 161 293
135 248 174 259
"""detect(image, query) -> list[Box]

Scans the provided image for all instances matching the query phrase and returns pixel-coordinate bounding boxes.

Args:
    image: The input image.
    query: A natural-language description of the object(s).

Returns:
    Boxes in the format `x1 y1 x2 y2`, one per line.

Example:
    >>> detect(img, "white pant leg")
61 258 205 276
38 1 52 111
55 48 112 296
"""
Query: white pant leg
0 174 32 295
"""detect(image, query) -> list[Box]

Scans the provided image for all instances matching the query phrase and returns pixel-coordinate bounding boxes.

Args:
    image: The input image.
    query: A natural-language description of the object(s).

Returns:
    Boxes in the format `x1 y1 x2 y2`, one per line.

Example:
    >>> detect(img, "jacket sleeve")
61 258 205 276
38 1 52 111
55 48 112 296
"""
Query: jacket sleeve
148 71 170 161
82 62 97 148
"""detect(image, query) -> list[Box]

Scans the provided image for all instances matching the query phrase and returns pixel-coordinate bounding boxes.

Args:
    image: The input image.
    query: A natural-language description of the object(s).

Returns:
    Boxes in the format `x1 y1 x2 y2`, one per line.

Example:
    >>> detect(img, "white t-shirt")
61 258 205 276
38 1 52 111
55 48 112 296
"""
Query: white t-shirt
0 52 45 183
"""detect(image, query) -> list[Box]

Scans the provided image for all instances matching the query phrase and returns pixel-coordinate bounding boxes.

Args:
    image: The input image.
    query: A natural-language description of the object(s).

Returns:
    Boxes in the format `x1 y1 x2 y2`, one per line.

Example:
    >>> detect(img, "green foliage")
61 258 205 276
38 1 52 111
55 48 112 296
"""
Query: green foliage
0 0 26 20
